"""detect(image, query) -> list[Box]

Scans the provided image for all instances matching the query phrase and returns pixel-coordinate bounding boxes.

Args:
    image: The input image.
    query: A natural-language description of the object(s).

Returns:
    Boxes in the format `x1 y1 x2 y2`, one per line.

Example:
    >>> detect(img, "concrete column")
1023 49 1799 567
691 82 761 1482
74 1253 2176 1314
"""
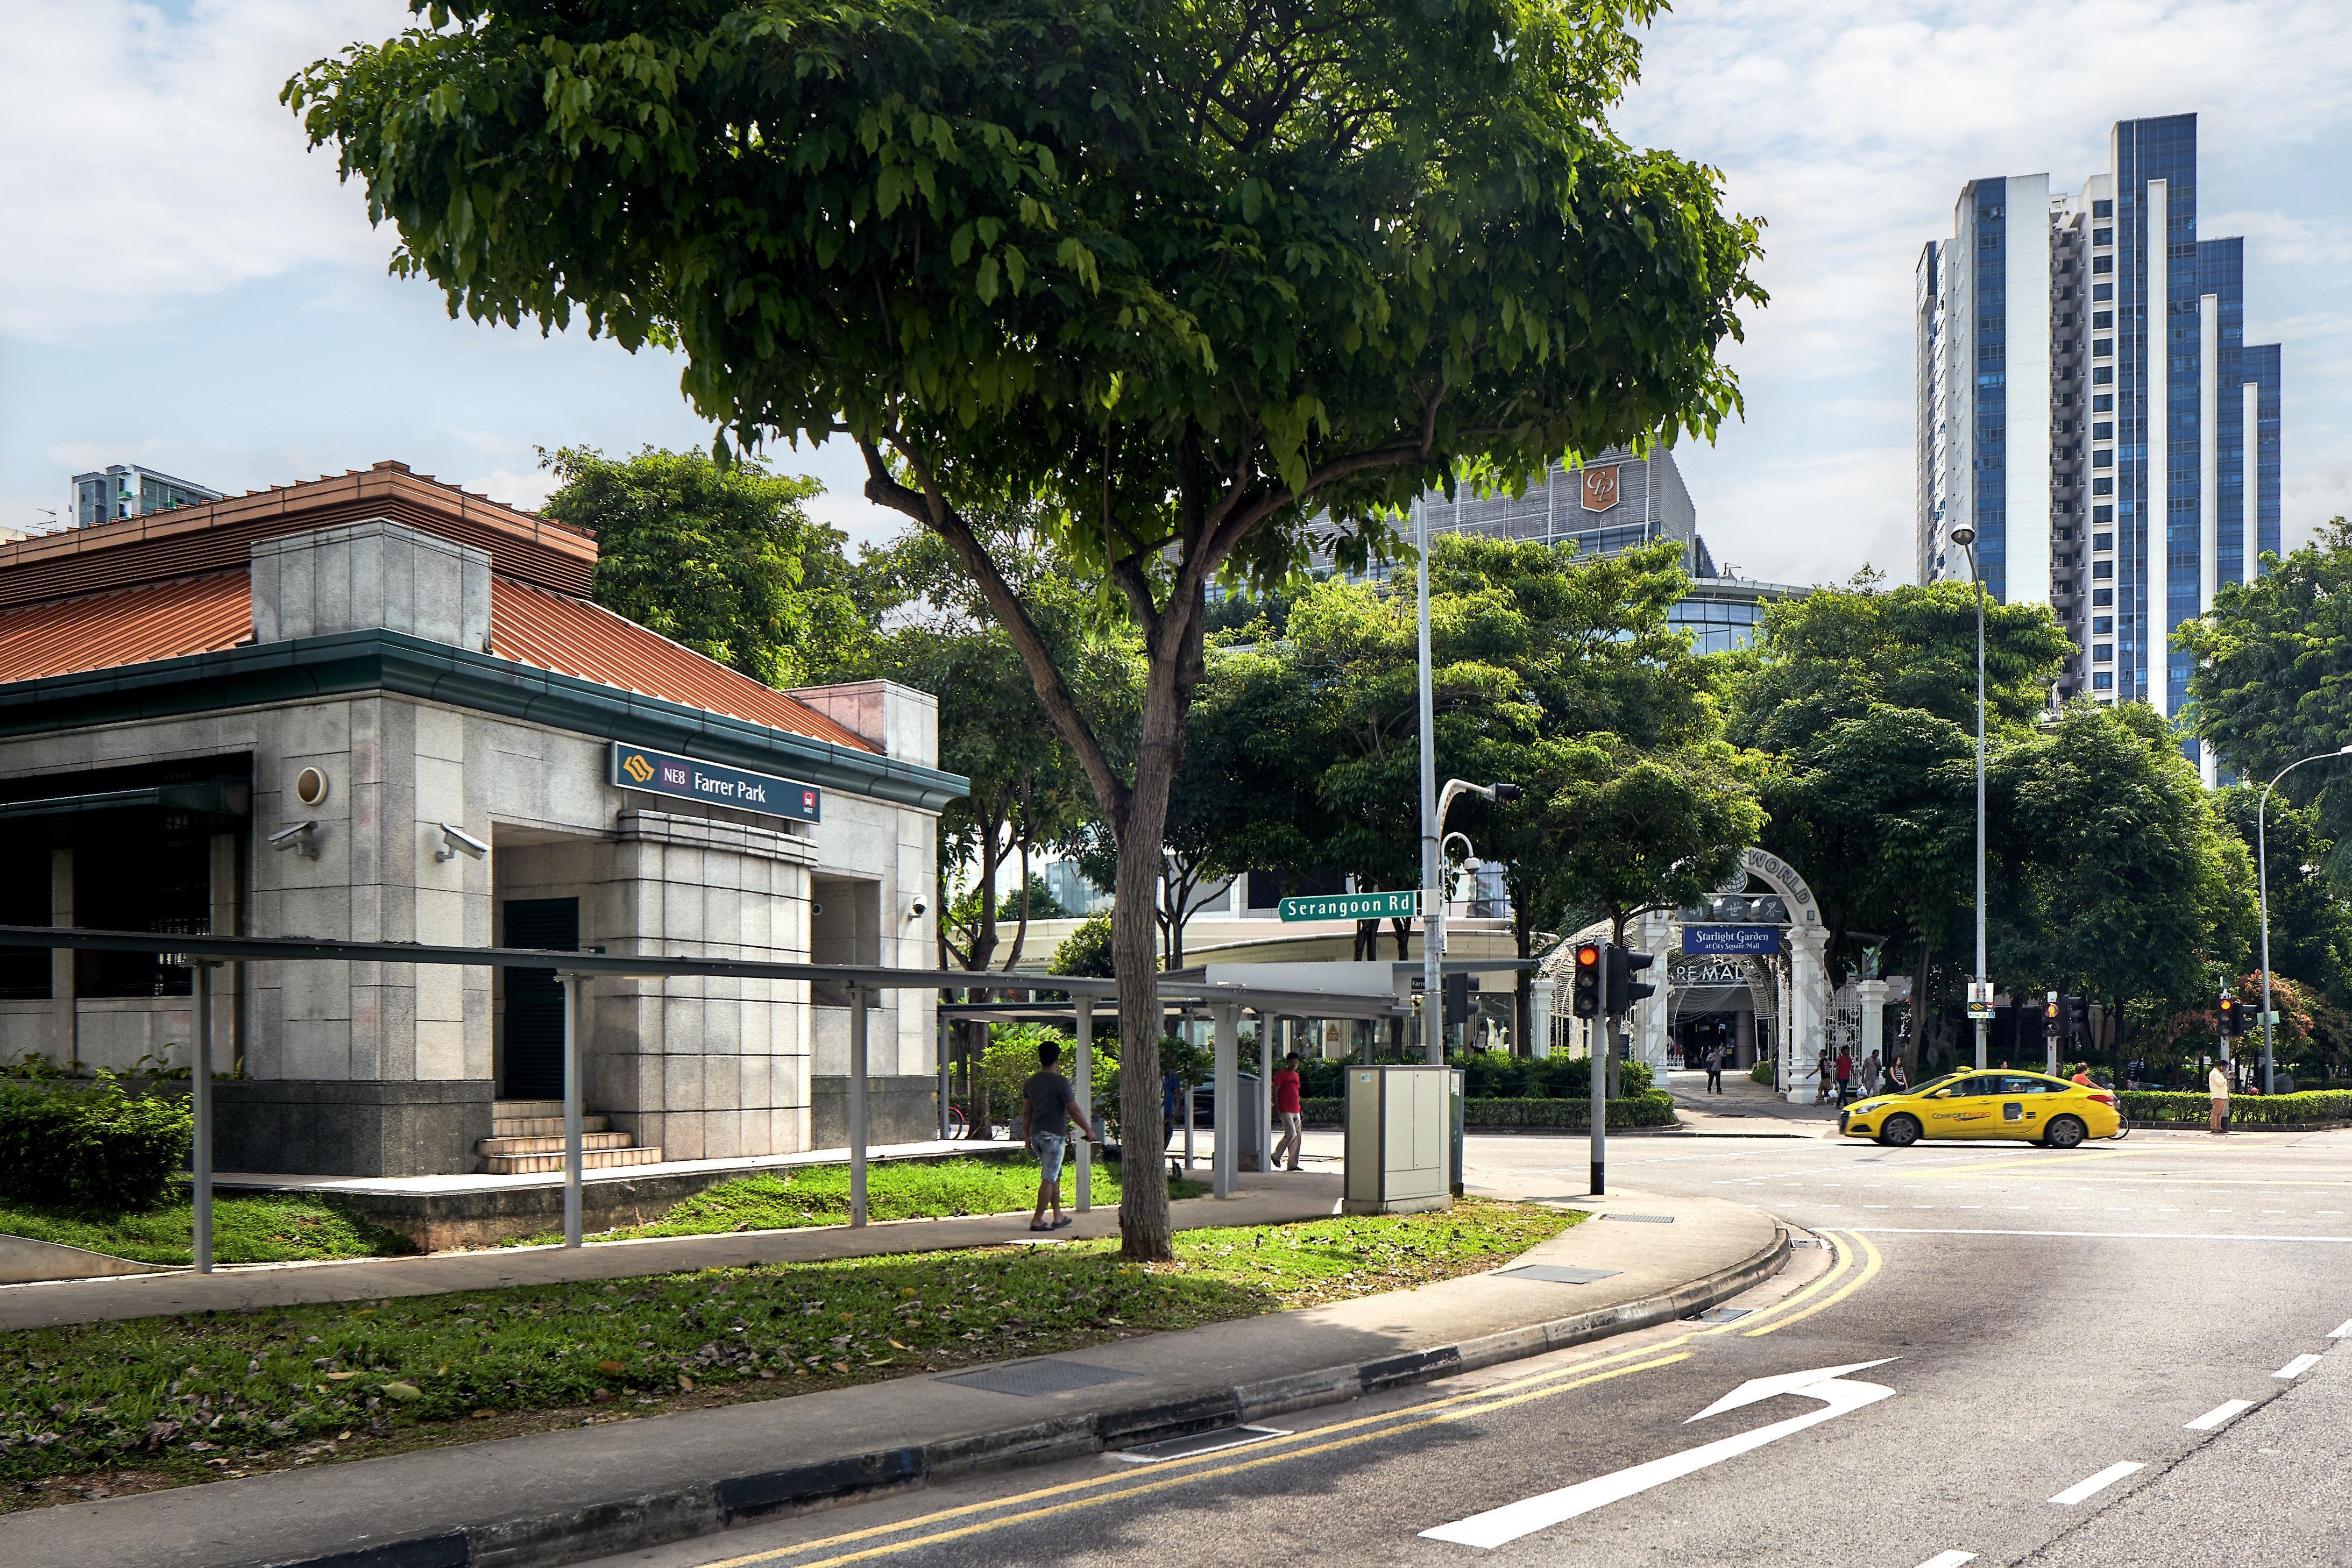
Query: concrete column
1073 996 1093 1211
1784 925 1829 1104
1530 980 1555 1059
1211 1002 1239 1198
1255 1012 1274 1173
1734 1009 1755 1069
209 833 241 1074
48 847 73 1070
1856 977 1890 1087
1633 909 1673 1072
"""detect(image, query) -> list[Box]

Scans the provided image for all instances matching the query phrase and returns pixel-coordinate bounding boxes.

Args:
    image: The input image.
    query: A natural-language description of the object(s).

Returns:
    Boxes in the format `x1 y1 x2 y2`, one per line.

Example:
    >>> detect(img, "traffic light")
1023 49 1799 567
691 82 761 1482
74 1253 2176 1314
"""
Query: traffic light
1605 946 1656 1014
1570 942 1603 1018
2042 994 2061 1039
2218 994 2244 1037
1441 971 1473 1028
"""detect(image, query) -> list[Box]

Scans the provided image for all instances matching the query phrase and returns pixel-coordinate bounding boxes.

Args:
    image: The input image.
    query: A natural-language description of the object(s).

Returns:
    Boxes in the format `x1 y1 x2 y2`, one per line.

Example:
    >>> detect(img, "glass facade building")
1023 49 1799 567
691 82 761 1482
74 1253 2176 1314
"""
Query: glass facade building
70 465 221 528
1915 115 2284 757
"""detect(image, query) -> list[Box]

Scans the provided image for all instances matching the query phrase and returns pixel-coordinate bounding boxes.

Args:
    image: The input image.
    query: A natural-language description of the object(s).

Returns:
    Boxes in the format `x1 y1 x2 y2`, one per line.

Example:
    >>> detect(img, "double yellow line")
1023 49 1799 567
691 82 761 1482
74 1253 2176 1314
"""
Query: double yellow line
702 1230 1883 1568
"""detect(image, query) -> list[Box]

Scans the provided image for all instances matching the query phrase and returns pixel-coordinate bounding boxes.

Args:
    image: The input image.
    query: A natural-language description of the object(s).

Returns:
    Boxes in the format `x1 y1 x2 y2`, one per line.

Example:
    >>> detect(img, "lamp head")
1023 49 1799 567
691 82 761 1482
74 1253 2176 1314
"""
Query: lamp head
1949 523 1976 548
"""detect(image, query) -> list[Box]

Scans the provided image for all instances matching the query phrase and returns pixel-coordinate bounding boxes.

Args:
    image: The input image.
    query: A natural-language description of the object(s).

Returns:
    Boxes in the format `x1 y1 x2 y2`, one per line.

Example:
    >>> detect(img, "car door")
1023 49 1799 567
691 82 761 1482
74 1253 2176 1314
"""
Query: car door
1997 1074 2058 1140
1918 1074 2006 1139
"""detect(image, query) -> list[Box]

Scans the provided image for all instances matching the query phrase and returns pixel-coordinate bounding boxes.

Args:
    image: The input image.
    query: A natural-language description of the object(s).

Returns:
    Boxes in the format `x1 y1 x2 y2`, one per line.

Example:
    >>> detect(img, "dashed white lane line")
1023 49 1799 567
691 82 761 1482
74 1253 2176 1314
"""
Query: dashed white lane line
2185 1399 2255 1431
2273 1354 2322 1380
2050 1462 2145 1506
2329 1318 2352 1339
1914 1553 1977 1568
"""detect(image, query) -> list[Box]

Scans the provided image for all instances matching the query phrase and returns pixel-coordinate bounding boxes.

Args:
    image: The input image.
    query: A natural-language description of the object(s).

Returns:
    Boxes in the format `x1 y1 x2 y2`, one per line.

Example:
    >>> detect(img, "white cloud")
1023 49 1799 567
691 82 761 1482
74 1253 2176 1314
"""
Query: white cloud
466 466 561 514
0 0 409 341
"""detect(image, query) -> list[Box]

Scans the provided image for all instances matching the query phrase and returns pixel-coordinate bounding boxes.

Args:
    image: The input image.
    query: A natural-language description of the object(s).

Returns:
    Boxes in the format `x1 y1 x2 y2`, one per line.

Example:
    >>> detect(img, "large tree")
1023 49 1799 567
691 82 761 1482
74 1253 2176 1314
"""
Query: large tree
543 445 863 687
291 0 1761 1259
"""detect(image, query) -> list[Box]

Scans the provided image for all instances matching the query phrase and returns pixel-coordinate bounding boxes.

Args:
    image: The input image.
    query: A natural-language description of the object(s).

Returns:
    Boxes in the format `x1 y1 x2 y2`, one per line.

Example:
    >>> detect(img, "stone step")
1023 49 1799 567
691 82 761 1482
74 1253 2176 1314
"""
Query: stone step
493 1099 568 1119
477 1131 637 1157
492 1115 611 1138
478 1146 665 1175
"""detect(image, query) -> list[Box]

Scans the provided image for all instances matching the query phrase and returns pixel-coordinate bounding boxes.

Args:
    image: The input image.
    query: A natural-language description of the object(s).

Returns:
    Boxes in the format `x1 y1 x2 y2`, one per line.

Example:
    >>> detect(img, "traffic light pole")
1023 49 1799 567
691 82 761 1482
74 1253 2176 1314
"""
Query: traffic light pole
1590 950 1609 1197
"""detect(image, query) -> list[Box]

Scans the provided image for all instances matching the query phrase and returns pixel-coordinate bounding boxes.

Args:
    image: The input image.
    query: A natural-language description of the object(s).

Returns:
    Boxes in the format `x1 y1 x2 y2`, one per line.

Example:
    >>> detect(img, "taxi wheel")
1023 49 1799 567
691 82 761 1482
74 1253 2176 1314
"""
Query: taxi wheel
2044 1115 2087 1150
1878 1114 1921 1148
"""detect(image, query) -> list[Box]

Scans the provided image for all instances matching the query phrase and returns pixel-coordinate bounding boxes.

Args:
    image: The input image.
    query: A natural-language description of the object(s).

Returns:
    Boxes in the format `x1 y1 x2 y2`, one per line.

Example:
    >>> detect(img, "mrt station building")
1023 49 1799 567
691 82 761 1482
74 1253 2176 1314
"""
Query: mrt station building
0 464 960 1176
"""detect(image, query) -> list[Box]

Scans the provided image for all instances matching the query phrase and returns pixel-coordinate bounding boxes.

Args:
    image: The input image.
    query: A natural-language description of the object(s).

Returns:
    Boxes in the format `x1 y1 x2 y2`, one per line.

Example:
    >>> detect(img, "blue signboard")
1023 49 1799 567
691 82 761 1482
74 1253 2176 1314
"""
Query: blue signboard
1683 925 1781 956
610 743 821 823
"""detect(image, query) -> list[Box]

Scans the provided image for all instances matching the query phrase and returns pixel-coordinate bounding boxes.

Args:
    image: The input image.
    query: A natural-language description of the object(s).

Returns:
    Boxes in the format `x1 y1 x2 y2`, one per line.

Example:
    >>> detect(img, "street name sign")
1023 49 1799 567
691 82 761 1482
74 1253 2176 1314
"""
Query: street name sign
1683 925 1781 956
611 743 821 823
1278 890 1420 924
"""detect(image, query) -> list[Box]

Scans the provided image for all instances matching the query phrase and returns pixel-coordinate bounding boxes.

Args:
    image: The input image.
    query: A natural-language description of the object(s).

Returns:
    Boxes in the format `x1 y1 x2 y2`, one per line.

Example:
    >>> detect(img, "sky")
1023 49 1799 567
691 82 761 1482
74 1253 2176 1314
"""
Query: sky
3 0 2348 587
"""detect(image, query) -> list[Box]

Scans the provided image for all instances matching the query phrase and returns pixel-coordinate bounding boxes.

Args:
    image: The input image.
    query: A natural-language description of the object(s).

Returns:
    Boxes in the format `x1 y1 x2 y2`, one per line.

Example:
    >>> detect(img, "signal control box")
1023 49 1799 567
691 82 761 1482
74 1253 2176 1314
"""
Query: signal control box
1343 1065 1455 1216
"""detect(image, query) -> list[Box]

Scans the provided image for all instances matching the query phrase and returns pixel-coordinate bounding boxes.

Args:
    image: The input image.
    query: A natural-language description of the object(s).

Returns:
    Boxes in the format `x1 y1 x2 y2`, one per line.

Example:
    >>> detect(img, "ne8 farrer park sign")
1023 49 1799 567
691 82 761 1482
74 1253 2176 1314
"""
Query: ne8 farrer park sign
611 743 821 823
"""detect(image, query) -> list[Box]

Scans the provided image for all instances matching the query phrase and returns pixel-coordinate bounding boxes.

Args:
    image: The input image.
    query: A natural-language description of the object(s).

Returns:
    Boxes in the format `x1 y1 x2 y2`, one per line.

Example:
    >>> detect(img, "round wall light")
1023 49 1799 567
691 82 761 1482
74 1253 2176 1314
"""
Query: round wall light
294 767 330 807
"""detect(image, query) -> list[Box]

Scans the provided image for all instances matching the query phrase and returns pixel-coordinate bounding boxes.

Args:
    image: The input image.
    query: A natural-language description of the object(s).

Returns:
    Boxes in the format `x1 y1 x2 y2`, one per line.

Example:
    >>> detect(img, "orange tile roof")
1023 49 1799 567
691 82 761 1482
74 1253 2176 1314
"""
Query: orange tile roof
0 572 251 684
489 577 879 753
0 567 881 756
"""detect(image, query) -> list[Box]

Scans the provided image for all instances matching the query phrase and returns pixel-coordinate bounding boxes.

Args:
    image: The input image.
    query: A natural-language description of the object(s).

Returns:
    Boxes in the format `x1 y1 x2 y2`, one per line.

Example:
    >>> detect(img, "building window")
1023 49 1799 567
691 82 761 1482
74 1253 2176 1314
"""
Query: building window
2093 478 2113 495
2094 421 2113 440
2092 367 2113 385
2093 671 2114 690
2093 533 2113 551
0 842 49 999
2093 450 2112 468
2094 199 2113 218
2093 393 2113 412
2093 283 2113 301
2093 588 2114 606
2093 310 2113 329
2092 560 2113 579
2092 256 2112 274
2094 505 2113 523
2093 643 2113 662
2093 227 2113 246
2093 615 2113 634
2093 338 2112 357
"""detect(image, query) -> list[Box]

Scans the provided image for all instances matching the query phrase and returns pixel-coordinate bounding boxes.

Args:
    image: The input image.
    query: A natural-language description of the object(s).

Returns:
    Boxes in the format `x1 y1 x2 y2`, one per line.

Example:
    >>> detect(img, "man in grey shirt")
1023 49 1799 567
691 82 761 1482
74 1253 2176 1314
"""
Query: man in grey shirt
1023 1039 1097 1231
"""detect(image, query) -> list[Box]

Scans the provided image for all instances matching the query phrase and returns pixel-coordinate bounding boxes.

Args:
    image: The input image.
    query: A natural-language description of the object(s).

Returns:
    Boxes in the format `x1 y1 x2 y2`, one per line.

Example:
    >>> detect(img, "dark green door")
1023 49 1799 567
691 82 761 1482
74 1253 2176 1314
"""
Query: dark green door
501 898 578 1101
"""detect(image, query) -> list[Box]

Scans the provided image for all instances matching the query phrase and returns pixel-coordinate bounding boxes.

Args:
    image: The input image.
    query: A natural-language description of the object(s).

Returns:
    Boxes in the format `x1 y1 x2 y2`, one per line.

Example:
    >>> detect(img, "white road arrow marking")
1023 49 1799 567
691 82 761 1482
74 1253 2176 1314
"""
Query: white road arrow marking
1420 1361 1898 1550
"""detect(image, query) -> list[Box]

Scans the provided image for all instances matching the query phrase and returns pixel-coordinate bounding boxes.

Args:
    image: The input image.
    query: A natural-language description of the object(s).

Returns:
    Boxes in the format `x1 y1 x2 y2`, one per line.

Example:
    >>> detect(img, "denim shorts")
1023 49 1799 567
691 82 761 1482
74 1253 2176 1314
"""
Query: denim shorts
1031 1132 1068 1183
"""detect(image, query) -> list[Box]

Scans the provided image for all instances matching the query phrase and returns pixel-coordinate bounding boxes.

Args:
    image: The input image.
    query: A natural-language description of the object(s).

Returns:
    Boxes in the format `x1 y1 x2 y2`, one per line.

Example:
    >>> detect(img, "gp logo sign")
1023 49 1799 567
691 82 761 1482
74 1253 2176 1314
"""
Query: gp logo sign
608 743 821 824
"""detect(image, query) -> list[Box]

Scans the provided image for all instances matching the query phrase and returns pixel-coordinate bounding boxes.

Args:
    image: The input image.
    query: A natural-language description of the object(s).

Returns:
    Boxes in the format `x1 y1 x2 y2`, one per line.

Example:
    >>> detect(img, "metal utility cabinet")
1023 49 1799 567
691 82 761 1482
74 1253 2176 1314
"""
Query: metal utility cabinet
1343 1065 1455 1215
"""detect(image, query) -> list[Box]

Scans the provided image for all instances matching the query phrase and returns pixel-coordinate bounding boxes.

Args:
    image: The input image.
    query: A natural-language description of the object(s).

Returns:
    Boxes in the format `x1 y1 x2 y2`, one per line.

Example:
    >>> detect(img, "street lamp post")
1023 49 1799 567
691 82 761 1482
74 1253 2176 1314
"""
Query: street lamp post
1949 523 1989 1070
1422 781 1519 1063
2257 744 2352 1094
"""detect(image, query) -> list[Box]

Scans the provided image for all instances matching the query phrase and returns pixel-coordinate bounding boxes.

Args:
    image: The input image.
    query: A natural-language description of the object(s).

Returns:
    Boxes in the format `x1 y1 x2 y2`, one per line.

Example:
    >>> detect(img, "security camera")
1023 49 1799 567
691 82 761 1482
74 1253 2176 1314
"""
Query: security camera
1491 783 1525 805
435 822 489 862
907 897 927 920
269 821 320 860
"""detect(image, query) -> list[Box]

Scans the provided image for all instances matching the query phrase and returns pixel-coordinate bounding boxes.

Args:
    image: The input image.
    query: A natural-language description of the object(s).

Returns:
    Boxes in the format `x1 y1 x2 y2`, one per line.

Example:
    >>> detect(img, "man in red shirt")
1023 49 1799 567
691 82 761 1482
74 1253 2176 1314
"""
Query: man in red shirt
1272 1052 1305 1172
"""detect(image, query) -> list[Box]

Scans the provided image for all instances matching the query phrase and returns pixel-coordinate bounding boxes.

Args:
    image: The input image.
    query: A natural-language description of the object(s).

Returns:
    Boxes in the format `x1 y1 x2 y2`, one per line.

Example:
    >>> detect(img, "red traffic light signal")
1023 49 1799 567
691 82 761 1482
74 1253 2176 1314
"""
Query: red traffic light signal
1571 942 1603 1018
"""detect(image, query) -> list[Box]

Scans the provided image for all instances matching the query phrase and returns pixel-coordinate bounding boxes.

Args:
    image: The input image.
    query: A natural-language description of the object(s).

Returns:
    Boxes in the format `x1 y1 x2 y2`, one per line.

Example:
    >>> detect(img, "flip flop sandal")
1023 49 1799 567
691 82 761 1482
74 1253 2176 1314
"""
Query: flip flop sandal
1028 1222 1051 1232
1051 1217 1074 1230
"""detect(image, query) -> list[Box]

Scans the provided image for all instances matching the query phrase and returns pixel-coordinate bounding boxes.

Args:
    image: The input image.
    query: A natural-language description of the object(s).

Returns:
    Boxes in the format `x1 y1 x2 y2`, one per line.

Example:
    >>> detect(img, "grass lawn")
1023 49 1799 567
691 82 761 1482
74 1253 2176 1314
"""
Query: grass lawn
0 1192 413 1267
0 1200 1577 1506
506 1157 1210 1245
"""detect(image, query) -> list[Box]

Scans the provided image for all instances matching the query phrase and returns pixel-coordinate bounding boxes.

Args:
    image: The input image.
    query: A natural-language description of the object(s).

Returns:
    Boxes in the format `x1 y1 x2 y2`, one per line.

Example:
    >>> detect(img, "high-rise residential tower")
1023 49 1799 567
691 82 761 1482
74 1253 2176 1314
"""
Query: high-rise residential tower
1916 114 2283 746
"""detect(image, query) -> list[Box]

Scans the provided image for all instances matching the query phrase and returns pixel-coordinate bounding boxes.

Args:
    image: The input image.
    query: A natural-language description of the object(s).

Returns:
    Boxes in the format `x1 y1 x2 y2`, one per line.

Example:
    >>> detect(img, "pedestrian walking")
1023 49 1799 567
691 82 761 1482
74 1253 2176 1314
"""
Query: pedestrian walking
1022 1039 1095 1231
1834 1048 1855 1106
2208 1060 2230 1136
1816 1048 1834 1104
1162 1068 1184 1177
1272 1052 1305 1170
1861 1051 1881 1097
1704 1041 1725 1095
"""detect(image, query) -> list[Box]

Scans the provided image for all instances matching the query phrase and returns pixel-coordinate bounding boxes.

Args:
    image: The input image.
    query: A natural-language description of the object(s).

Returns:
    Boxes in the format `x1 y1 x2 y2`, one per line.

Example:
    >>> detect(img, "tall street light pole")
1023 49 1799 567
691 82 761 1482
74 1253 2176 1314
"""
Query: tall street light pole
2257 744 2352 1094
1949 523 1990 1070
1415 494 1441 1060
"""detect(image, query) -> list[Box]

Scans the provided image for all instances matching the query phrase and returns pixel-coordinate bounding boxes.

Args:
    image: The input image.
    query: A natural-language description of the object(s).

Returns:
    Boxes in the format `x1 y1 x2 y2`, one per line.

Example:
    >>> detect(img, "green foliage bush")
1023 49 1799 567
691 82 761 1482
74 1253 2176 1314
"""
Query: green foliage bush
0 1075 193 1210
1300 1053 1652 1102
2116 1089 2352 1127
1750 1057 1776 1086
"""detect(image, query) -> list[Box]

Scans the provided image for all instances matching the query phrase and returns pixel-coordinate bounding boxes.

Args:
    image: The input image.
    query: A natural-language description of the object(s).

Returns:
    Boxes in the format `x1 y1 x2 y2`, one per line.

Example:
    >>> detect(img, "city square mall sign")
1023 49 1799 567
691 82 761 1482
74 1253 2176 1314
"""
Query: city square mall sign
611 743 821 823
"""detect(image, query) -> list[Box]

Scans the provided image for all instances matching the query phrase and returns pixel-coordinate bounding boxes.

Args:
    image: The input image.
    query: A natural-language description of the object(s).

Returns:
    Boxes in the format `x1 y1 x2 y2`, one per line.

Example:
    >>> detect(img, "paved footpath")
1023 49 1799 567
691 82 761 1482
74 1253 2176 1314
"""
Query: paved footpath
0 1186 1783 1568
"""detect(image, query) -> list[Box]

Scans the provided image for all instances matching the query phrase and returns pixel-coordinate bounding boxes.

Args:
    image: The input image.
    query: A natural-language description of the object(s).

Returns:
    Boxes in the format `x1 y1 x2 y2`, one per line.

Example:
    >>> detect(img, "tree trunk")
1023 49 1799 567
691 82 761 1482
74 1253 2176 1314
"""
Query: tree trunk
1112 665 1187 1263
1907 939 1930 1080
1003 835 1034 971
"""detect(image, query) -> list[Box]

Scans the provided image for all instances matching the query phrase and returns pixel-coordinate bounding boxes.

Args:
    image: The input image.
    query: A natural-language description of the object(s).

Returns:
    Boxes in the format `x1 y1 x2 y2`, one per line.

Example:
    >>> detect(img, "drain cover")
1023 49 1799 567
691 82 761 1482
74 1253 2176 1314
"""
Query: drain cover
1605 1213 1676 1224
1111 1424 1290 1464
938 1359 1140 1397
1495 1264 1622 1286
1687 1306 1755 1323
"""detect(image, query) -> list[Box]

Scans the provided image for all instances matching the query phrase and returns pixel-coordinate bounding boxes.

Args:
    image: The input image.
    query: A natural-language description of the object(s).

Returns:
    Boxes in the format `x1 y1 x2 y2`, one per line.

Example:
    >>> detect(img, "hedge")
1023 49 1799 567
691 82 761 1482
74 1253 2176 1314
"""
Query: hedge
1301 1090 1678 1133
2117 1089 2352 1128
0 1075 193 1209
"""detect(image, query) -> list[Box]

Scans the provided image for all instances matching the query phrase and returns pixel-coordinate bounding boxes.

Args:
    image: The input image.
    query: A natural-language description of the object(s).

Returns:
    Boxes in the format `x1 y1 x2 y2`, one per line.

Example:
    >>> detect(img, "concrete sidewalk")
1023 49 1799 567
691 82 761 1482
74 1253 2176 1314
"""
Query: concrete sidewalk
0 1170 1336 1332
1663 1067 1841 1137
0 1185 1783 1568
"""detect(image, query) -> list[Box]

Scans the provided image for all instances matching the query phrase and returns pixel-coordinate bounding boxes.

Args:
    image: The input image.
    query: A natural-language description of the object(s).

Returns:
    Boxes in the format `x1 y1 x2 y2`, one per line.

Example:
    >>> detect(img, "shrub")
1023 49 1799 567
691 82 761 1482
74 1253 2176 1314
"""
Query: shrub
1299 1091 1676 1132
1750 1057 1775 1086
2116 1089 2352 1127
0 1074 194 1210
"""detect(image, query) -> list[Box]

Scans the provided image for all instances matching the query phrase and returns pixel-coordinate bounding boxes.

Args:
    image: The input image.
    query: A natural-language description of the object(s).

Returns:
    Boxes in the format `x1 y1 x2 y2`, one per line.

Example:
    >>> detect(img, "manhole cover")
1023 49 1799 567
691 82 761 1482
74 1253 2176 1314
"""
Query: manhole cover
1605 1213 1675 1224
1111 1424 1290 1464
1495 1264 1623 1286
938 1359 1140 1397
1686 1306 1755 1323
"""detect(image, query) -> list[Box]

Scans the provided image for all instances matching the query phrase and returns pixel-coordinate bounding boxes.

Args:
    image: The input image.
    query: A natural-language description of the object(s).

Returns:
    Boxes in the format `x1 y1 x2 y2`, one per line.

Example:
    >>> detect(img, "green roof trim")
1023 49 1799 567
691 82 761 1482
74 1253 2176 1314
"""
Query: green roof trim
0 631 969 813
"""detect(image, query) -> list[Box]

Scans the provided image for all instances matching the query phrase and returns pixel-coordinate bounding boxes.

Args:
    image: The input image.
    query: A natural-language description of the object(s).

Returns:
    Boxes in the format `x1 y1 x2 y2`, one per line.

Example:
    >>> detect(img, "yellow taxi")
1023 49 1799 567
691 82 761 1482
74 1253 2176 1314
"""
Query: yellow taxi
1840 1069 2125 1148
